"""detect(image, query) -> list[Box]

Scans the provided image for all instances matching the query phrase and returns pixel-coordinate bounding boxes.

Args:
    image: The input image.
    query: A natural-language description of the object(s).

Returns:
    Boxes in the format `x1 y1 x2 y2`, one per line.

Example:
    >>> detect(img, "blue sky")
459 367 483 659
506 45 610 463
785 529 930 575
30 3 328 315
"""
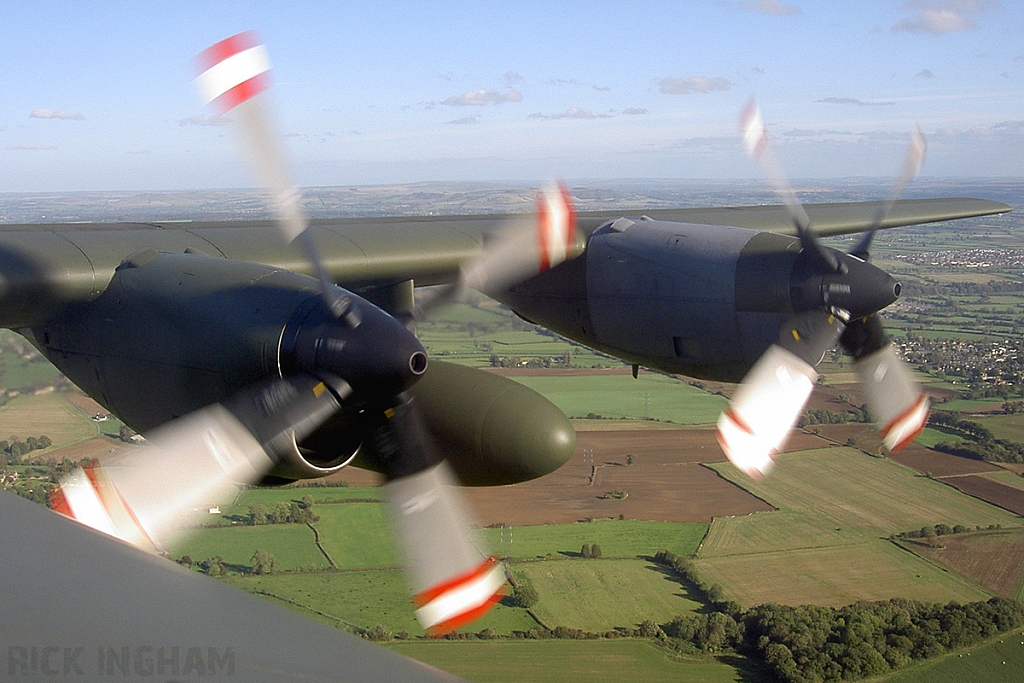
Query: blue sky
1 1 1022 191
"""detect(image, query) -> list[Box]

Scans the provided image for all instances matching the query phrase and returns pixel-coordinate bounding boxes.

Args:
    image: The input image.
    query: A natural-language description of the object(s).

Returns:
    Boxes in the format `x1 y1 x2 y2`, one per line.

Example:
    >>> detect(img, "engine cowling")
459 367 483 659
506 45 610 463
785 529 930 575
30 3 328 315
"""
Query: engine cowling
28 250 420 480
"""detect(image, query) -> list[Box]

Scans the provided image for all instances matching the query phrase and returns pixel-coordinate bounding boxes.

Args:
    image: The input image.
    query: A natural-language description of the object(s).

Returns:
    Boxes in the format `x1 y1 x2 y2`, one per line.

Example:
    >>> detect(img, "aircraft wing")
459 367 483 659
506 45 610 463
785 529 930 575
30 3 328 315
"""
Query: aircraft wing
0 197 1009 328
0 490 465 683
620 197 1012 236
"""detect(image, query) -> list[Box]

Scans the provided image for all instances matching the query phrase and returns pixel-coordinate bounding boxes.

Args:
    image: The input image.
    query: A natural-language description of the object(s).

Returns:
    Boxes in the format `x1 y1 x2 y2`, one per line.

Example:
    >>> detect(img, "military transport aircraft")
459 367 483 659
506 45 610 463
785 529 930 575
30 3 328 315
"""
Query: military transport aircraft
0 31 1011 682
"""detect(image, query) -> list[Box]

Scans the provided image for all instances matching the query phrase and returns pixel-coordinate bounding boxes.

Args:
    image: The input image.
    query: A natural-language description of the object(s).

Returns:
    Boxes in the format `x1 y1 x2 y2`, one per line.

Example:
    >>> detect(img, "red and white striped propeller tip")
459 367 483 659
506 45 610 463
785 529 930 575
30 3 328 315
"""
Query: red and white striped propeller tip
414 557 506 636
195 31 272 115
535 181 577 273
739 99 768 160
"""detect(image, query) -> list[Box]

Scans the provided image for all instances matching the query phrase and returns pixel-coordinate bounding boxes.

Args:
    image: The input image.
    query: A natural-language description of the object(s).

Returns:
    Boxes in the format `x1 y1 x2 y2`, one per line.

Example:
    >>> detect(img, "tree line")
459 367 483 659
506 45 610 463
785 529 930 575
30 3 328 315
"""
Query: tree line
929 412 1024 464
1 435 53 461
246 496 319 525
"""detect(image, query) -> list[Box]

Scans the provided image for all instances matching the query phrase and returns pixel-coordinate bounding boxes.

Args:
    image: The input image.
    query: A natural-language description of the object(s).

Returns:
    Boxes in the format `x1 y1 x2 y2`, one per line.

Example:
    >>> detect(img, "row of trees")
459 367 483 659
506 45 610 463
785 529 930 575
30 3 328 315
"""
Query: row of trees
488 352 575 369
179 550 278 576
742 598 1024 682
799 408 870 427
246 496 319 525
893 523 1001 541
1 435 53 462
929 412 1024 464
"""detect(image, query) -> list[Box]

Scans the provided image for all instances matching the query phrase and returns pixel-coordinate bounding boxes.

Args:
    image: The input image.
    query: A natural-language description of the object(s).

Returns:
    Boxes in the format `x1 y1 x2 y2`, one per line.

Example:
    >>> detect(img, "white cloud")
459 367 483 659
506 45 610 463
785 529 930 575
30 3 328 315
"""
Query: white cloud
914 69 935 78
528 107 609 120
7 143 58 150
740 0 801 15
446 116 478 125
891 0 997 34
178 115 232 126
622 107 648 115
817 97 896 106
502 71 524 86
30 108 84 120
660 76 732 94
442 89 523 106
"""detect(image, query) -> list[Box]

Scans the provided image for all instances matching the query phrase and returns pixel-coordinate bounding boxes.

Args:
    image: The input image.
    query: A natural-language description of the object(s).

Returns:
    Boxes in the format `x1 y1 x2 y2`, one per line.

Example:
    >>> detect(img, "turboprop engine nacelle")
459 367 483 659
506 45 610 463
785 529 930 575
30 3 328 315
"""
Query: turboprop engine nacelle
498 218 895 383
28 249 575 486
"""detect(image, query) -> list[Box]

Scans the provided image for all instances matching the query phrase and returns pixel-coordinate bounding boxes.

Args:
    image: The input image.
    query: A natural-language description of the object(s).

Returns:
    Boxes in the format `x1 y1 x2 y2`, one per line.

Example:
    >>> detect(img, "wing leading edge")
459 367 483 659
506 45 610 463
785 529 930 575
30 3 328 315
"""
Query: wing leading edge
623 197 1011 237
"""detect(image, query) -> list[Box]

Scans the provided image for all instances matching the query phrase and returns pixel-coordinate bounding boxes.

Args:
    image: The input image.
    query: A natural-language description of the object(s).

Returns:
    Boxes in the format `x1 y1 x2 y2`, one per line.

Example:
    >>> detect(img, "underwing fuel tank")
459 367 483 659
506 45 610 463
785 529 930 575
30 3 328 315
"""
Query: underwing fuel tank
410 360 575 486
498 218 805 383
334 360 576 486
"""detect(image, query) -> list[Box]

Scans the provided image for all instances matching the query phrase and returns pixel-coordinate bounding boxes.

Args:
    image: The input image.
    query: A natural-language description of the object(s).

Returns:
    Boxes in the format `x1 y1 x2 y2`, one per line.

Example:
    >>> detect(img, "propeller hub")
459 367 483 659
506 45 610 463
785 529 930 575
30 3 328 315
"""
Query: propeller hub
283 291 428 400
792 249 900 319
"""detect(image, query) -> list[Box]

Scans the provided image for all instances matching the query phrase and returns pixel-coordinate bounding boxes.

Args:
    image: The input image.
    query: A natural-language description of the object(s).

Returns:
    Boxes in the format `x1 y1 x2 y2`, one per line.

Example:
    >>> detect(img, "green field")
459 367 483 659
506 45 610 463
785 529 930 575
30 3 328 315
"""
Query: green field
882 631 1024 683
695 540 990 608
479 520 707 561
0 330 64 390
977 413 1024 443
170 523 329 571
387 639 763 683
314 503 401 569
515 559 705 632
703 447 1021 556
933 397 1008 412
692 447 1021 608
227 569 537 636
509 374 727 424
915 426 961 449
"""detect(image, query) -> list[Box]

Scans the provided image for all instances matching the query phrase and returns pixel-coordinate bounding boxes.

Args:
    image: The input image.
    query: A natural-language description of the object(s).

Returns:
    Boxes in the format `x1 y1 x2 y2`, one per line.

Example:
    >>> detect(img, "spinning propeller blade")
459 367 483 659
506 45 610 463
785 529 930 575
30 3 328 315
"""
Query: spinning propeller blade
195 32 503 632
52 375 345 549
418 180 578 317
851 128 927 260
195 30 353 320
840 315 930 452
718 311 845 477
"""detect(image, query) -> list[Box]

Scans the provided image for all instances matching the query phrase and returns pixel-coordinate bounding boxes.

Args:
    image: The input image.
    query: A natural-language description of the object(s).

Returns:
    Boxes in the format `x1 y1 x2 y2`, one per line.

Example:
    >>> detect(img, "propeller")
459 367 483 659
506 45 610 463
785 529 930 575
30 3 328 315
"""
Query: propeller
718 100 930 476
51 31 506 637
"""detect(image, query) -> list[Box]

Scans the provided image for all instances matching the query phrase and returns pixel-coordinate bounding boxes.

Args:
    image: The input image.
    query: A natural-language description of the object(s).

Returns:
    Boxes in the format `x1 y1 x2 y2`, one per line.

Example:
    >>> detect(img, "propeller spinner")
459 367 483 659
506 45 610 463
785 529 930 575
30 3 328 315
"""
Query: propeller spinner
718 100 930 476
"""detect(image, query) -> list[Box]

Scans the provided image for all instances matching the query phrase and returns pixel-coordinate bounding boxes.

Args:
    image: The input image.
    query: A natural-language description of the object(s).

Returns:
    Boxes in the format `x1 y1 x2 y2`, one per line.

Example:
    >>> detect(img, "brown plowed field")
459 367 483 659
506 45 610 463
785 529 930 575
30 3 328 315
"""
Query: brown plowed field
459 428 773 526
63 392 107 417
939 475 1024 516
909 531 1024 598
575 429 724 466
889 445 1001 477
33 436 131 463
